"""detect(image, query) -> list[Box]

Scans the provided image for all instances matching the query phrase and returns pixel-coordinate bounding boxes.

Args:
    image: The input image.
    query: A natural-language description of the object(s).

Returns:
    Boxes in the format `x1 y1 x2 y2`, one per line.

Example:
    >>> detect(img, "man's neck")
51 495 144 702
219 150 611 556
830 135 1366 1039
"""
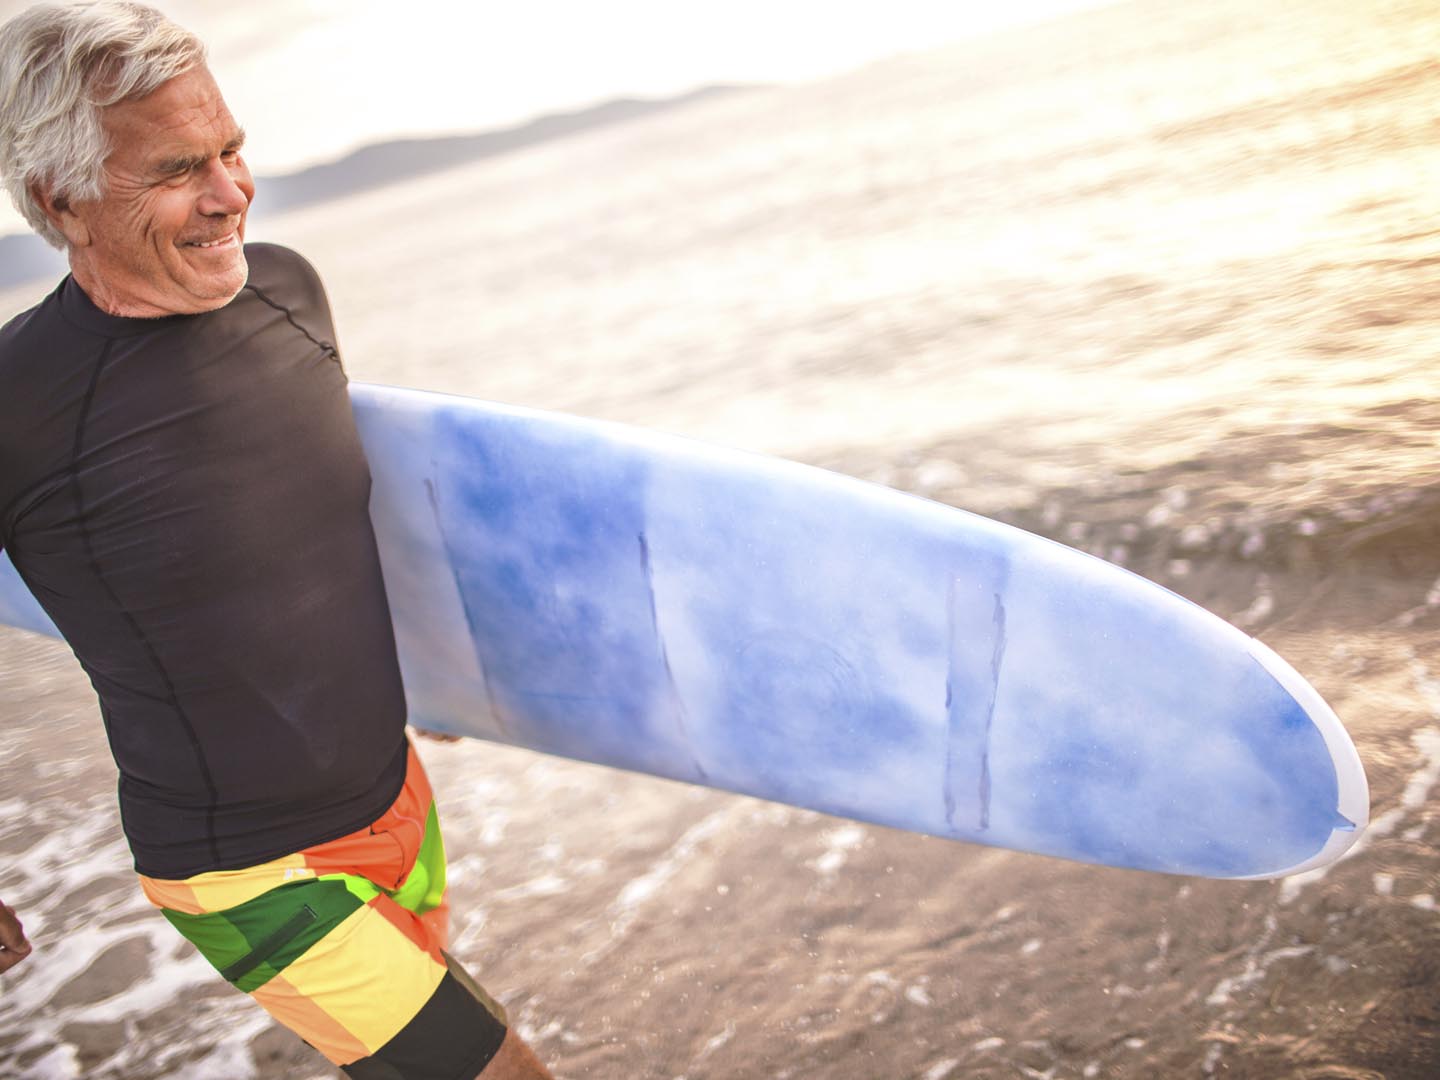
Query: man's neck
66 254 175 319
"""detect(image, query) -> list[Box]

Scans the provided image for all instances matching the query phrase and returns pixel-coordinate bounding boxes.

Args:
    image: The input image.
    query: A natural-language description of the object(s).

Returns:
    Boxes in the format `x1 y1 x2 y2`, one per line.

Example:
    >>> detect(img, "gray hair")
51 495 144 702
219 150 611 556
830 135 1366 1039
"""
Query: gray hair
0 1 206 249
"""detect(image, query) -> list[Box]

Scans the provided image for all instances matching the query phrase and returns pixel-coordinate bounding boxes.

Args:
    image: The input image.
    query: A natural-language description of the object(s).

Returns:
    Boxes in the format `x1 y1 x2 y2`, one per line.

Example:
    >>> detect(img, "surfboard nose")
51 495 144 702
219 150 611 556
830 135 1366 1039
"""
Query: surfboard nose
1244 636 1370 877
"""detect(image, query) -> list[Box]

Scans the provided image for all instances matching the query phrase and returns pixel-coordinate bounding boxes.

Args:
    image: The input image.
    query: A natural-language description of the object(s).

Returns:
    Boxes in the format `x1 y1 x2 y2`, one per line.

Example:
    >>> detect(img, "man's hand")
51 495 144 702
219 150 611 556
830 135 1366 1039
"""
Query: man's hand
409 725 461 745
0 900 32 974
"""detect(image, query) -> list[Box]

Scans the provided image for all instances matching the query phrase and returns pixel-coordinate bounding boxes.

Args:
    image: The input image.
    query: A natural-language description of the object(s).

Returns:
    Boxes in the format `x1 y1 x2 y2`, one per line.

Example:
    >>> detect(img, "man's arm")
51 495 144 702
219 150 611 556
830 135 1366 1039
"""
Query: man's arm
0 899 32 973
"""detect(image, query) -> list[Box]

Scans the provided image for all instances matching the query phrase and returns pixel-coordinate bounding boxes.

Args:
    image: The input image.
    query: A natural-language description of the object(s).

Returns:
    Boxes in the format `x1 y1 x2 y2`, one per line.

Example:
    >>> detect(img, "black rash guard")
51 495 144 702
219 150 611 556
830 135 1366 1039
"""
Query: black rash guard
0 243 408 879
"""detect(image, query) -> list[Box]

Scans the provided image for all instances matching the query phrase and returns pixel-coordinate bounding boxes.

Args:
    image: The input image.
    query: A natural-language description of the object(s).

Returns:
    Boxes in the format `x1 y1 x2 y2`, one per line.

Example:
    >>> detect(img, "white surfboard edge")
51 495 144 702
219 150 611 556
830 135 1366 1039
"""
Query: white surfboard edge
1237 635 1370 879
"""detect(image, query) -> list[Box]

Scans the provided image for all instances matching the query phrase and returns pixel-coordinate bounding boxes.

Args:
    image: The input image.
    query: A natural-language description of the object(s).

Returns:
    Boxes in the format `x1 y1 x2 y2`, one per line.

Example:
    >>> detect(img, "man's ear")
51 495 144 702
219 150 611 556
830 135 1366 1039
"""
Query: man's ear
29 183 91 248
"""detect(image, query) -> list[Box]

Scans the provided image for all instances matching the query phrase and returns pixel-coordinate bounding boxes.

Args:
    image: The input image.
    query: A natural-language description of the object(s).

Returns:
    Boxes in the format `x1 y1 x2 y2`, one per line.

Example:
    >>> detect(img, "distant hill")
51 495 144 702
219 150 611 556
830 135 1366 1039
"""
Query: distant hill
255 86 744 216
0 85 748 291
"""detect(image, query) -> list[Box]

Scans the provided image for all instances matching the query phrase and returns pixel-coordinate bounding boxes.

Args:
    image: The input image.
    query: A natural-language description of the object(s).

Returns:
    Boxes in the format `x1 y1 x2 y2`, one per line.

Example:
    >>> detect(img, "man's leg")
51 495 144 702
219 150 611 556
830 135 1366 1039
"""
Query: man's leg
141 745 558 1078
442 953 552 1079
477 1029 555 1079
147 870 554 1077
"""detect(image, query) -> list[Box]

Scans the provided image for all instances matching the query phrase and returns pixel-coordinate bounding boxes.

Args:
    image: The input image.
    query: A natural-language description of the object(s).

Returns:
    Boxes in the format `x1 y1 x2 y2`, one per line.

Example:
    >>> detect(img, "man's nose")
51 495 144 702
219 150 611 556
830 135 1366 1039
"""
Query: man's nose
195 158 250 217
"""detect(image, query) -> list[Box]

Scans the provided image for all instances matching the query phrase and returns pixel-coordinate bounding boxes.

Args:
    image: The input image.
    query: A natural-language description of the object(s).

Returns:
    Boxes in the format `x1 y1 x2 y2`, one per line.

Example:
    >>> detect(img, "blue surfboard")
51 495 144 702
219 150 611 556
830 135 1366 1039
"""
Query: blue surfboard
0 382 1368 879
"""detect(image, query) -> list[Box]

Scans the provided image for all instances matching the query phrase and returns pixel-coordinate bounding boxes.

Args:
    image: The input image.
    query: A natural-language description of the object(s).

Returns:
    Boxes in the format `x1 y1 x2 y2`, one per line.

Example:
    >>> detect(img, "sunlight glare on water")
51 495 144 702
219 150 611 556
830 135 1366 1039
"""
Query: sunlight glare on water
207 0 1438 515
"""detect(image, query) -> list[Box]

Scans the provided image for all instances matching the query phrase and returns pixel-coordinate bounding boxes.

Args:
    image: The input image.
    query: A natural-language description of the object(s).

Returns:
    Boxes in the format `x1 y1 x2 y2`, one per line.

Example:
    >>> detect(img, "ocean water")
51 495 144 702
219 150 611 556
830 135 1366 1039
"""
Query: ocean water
2 0 1439 1076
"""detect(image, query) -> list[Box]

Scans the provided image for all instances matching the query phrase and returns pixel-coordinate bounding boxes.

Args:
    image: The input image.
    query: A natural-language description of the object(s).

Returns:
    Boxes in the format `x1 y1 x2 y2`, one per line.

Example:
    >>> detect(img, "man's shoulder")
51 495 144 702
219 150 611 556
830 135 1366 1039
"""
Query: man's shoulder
243 242 327 301
239 242 339 347
0 282 66 375
0 284 69 487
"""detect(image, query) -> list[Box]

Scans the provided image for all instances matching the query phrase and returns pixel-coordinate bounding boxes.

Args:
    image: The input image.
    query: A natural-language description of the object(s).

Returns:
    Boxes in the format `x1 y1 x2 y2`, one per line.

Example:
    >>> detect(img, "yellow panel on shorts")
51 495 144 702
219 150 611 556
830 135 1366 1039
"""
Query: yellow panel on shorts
253 901 447 1061
140 853 316 915
250 971 372 1065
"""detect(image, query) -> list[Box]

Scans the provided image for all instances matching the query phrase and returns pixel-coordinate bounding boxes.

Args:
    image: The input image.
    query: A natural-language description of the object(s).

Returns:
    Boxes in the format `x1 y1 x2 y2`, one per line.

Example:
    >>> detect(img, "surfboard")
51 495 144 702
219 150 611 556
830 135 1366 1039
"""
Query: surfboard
0 382 1368 879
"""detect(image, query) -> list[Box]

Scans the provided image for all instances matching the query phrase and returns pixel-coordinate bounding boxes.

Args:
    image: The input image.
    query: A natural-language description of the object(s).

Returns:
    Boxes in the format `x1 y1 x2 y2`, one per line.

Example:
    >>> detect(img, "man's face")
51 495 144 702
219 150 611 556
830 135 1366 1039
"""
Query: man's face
57 65 254 317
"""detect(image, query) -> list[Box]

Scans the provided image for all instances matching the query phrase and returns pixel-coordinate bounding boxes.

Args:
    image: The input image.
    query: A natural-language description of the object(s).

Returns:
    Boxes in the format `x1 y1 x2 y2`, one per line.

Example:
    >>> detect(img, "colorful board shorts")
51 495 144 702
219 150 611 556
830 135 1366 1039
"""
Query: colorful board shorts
140 743 508 1079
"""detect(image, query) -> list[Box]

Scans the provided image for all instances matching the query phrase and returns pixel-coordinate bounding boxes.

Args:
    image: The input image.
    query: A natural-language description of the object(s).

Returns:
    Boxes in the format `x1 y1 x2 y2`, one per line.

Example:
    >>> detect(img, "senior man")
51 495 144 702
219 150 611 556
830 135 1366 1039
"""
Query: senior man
0 4 553 1077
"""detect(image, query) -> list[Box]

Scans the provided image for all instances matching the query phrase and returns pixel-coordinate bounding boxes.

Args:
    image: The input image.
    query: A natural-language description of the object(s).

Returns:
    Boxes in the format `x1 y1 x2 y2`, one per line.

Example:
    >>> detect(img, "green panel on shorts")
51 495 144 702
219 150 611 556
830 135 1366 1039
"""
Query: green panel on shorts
161 906 250 973
390 800 446 915
322 872 382 905
163 878 367 993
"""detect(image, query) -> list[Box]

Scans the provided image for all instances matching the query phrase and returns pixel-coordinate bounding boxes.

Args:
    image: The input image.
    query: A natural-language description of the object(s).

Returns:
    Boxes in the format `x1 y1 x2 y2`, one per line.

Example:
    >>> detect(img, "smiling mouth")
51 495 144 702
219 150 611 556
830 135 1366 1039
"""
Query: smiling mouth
182 233 238 250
